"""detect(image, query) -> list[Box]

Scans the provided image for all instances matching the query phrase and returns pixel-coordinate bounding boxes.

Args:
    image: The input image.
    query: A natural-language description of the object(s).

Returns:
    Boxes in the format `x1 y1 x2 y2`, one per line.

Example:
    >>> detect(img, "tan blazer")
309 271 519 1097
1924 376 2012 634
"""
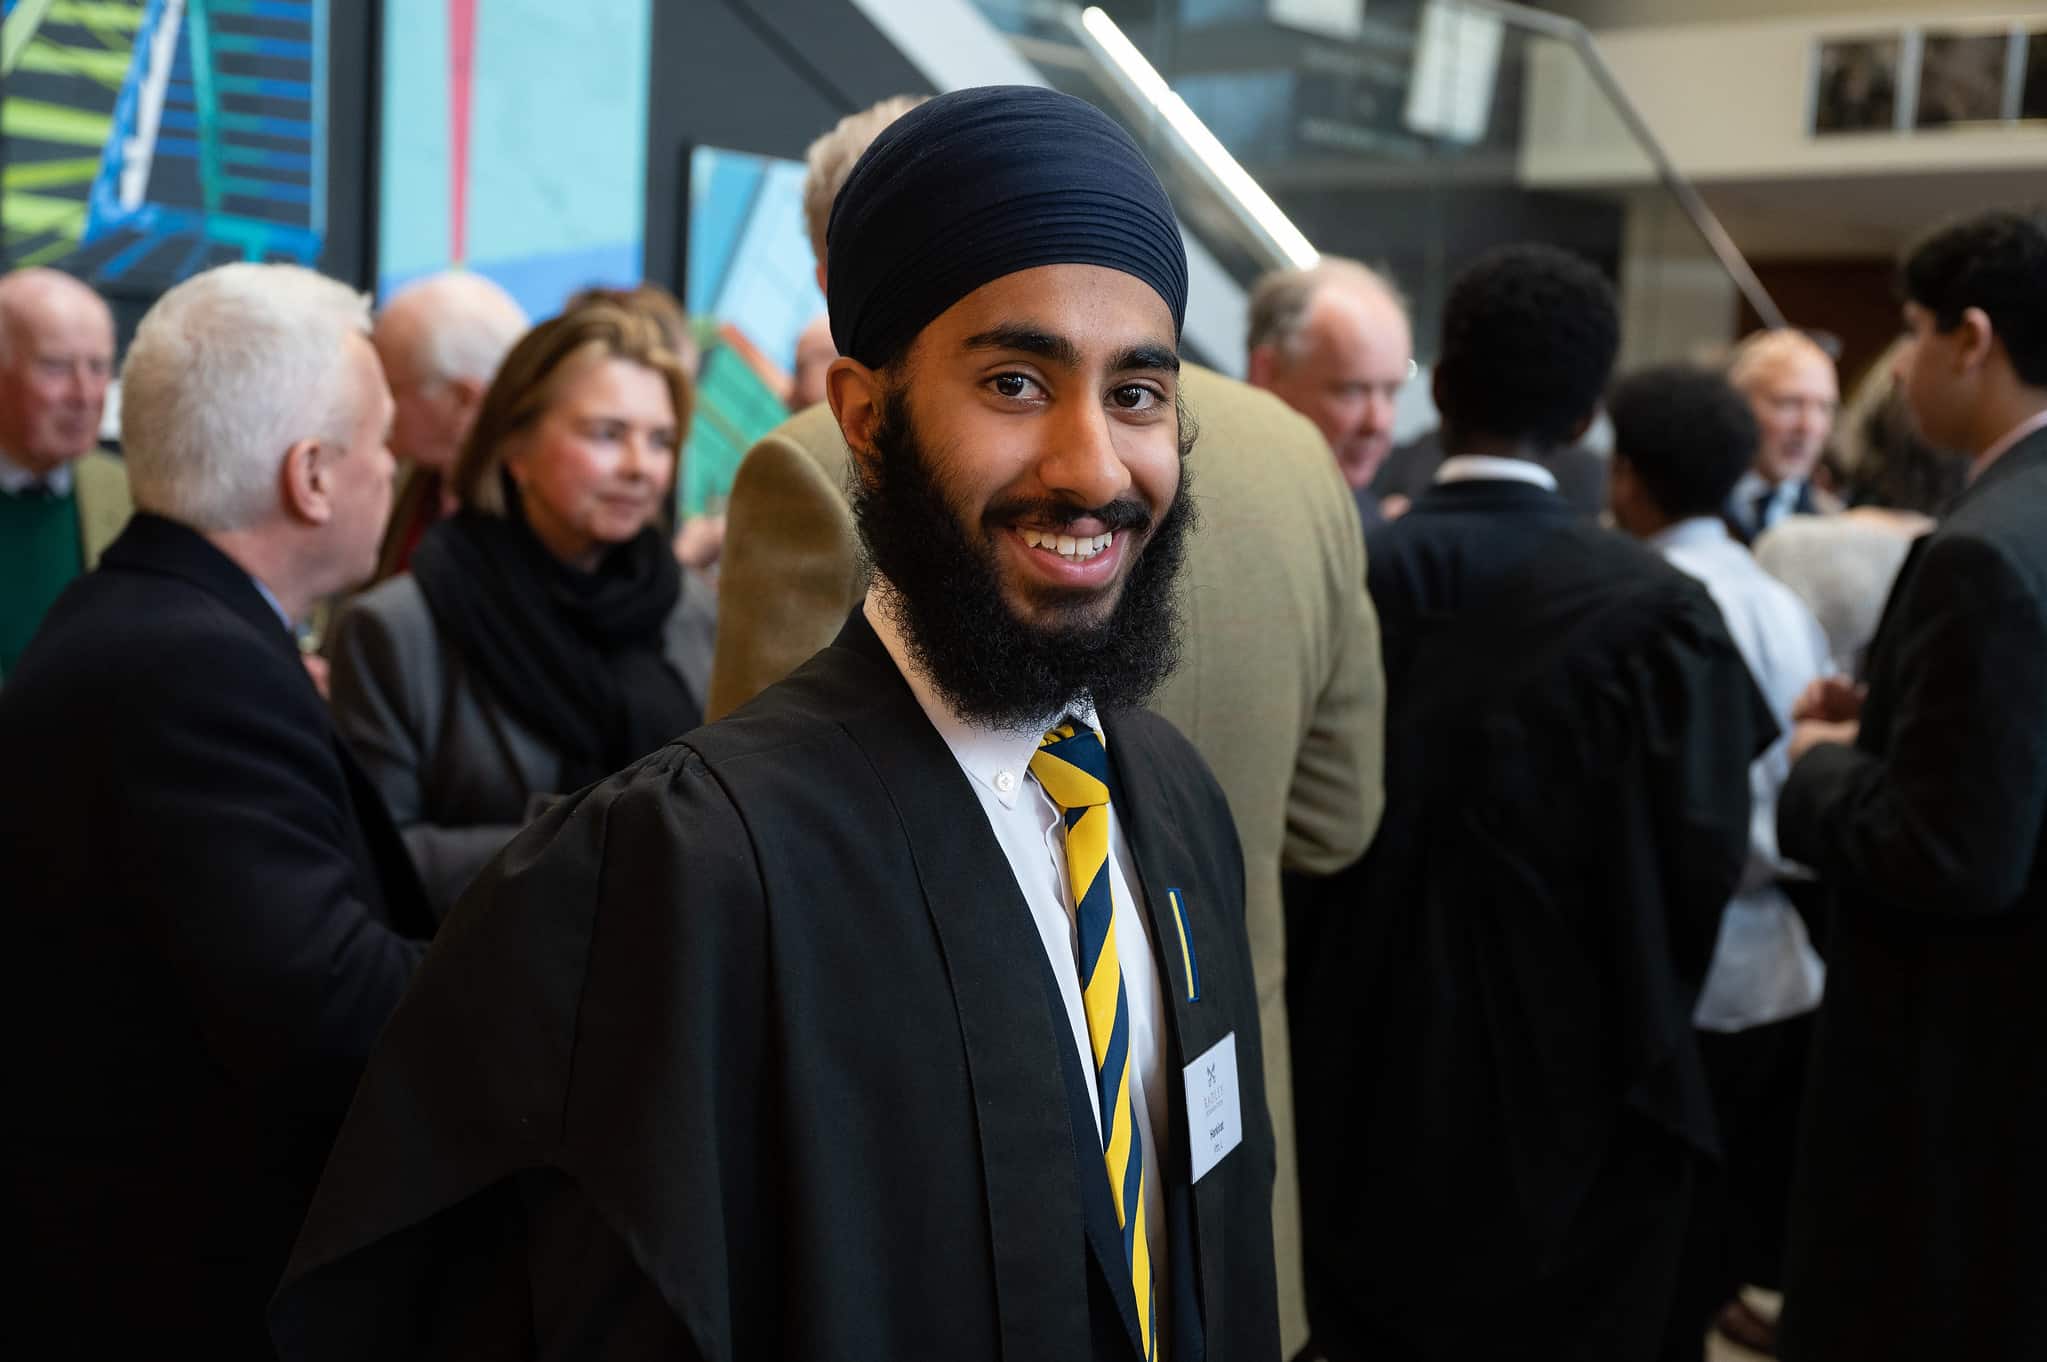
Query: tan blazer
707 364 1385 1352
74 450 133 570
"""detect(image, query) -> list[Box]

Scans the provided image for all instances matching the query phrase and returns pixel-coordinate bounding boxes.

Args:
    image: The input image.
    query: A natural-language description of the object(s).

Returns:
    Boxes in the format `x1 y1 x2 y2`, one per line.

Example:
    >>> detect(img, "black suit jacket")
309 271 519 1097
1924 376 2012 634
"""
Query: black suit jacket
1778 430 2047 1362
271 610 1279 1361
0 514 431 1358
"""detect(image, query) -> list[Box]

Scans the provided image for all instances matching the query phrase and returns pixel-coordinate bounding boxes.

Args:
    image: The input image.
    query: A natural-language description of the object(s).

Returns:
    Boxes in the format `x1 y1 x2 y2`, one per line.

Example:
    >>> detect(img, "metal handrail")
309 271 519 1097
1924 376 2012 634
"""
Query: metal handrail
1019 0 1789 331
1474 0 1786 329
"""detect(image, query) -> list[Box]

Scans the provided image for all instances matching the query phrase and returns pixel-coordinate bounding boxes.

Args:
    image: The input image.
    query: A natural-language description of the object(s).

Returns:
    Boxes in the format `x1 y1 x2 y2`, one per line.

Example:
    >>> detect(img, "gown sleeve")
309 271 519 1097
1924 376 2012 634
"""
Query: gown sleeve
270 742 773 1361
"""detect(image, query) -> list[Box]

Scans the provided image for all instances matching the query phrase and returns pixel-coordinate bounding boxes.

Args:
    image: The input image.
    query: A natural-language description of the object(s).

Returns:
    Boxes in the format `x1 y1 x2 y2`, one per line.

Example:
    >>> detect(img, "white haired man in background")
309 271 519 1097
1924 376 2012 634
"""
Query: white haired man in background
0 267 127 678
0 262 433 1356
1247 257 1415 531
368 270 528 580
1723 328 1842 545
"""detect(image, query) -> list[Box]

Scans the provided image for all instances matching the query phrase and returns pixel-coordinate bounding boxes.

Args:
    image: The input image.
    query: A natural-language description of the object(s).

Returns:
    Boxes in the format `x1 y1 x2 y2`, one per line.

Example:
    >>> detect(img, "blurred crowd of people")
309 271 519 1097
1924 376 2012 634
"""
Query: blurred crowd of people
2 83 2044 1362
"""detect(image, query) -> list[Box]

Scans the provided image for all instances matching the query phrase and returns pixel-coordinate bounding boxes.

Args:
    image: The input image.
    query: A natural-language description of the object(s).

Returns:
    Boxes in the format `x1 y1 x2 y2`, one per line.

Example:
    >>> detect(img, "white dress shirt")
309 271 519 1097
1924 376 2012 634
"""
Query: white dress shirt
1652 517 1831 1032
1434 453 1559 492
0 446 73 497
866 584 1171 1300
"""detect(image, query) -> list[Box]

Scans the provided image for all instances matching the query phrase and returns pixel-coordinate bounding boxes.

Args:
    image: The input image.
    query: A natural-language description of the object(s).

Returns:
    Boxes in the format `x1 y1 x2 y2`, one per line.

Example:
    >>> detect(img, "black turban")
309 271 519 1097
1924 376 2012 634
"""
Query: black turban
825 85 1188 368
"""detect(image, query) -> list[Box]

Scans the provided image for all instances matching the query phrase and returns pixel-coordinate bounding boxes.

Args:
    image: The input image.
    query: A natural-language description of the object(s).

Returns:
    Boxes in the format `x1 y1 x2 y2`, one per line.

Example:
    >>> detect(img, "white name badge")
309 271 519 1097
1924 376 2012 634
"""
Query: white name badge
1183 1031 1243 1184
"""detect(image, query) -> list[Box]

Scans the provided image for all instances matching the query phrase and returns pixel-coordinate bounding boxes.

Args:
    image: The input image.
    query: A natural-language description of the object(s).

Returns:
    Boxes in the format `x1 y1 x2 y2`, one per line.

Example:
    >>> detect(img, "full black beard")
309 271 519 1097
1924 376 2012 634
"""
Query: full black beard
850 387 1197 733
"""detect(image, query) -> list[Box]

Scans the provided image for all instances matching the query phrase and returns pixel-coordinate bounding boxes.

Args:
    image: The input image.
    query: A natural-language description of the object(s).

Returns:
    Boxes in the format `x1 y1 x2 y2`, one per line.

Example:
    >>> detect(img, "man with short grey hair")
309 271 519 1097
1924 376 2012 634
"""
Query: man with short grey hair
0 262 432 1357
368 270 528 578
1723 328 1841 545
1247 257 1414 529
0 267 128 677
801 94 928 291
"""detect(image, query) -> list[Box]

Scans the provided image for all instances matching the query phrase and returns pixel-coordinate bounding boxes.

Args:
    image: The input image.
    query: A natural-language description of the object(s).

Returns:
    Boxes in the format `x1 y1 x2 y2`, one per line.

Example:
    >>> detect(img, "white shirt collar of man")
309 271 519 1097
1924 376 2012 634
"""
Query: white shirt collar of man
1434 453 1560 493
1973 408 2047 484
1650 515 1737 555
862 580 1100 812
0 446 74 498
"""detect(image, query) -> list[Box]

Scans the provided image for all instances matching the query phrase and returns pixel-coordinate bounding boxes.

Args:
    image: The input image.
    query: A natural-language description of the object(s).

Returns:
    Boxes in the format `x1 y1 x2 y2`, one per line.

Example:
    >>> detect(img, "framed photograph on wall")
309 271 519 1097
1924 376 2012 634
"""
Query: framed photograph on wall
1915 30 2011 127
1812 36 1904 135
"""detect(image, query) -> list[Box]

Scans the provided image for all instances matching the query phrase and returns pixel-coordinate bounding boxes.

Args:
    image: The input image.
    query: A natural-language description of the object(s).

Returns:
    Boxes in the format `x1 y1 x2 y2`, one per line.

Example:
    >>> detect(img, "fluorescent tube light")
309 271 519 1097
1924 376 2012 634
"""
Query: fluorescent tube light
1079 6 1320 270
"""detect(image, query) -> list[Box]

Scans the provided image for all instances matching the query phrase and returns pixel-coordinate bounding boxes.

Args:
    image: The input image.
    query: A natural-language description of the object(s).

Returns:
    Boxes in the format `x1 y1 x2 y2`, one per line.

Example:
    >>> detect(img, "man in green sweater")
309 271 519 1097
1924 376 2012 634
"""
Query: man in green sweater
0 267 130 679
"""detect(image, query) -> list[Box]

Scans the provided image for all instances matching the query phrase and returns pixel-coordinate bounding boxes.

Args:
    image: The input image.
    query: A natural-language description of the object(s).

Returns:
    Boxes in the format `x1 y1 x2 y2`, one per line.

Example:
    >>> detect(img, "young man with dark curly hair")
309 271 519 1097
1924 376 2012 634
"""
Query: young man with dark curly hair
1610 364 1835 1360
1295 246 1773 1362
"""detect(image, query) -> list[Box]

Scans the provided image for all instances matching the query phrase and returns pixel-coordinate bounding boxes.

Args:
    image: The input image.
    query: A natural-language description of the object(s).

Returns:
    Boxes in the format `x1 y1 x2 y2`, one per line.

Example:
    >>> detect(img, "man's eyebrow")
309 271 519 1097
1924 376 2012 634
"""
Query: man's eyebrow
962 325 1083 370
1113 343 1180 375
962 325 1180 377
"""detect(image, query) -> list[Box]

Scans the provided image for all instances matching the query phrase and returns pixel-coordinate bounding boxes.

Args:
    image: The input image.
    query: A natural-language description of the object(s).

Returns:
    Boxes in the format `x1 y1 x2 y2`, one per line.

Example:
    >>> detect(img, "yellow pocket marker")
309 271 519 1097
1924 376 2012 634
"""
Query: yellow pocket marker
1168 888 1200 1002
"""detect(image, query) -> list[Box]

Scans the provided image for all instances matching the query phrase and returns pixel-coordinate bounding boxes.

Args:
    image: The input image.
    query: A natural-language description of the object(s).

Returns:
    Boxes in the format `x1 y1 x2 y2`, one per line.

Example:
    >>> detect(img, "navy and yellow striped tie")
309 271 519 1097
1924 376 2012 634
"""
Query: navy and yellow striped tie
1030 718 1157 1360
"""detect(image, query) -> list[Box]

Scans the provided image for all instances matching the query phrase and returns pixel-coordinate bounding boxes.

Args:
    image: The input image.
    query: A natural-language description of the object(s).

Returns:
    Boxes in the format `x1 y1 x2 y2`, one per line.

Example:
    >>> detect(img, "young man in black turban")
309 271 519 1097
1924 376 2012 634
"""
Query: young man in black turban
269 86 1278 1362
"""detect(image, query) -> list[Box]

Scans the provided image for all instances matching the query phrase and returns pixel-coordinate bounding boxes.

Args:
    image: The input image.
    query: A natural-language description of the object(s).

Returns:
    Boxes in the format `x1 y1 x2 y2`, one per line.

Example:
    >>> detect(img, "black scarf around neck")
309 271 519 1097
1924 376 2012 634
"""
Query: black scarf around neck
410 499 700 790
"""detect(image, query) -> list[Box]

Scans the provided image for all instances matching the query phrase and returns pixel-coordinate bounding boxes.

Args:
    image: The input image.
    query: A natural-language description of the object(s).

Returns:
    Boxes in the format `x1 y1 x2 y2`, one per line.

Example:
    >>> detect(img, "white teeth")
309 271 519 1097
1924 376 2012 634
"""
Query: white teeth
1021 527 1116 562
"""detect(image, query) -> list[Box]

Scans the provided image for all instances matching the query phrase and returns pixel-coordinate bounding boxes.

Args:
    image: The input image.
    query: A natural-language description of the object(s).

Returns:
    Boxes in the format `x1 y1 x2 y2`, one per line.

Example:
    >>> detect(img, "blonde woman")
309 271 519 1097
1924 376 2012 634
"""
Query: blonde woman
330 299 713 913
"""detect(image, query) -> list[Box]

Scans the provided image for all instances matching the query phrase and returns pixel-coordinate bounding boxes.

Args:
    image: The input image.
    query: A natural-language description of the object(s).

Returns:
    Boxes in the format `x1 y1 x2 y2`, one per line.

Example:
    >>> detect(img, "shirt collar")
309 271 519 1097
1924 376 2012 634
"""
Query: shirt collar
249 575 294 631
1734 469 1802 506
864 579 1097 811
1649 515 1737 554
1435 454 1559 493
0 446 74 498
1972 408 2047 484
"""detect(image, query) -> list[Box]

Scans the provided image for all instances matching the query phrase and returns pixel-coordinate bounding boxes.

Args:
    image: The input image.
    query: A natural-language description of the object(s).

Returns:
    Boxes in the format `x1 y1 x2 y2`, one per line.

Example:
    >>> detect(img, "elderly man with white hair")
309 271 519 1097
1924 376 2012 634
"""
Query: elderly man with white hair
1723 328 1843 545
1246 256 1415 529
0 266 128 678
368 269 528 579
0 263 433 1357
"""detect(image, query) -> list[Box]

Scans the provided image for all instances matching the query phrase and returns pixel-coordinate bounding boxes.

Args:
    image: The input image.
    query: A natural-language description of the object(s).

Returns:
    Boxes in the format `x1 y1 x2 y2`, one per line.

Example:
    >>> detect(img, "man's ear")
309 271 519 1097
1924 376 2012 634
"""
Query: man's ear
1246 343 1280 390
279 436 332 526
1956 306 1997 372
1607 452 1635 509
826 355 888 483
1565 409 1597 446
446 375 488 420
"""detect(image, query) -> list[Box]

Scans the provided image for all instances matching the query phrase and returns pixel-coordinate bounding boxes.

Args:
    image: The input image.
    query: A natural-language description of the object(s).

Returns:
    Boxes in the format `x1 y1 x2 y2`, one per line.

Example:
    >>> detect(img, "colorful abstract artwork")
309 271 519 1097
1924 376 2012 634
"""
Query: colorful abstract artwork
685 145 824 376
676 145 828 517
377 0 650 318
1 0 331 286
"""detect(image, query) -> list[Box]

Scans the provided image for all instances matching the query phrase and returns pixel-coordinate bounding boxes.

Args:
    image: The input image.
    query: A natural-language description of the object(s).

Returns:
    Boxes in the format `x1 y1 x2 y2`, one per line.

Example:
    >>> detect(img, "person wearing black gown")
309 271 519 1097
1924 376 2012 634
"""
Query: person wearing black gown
1295 245 1773 1362
270 87 1280 1362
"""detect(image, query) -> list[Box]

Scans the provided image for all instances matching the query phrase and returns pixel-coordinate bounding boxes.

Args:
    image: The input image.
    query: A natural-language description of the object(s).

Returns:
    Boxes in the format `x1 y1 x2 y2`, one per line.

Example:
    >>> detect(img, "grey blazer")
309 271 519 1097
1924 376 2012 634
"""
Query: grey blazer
329 572 715 915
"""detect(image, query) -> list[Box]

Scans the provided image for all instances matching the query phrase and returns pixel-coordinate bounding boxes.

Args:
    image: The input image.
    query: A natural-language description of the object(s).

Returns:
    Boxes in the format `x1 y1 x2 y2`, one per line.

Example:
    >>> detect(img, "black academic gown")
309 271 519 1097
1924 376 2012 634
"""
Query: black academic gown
1297 480 1771 1362
0 514 432 1359
1776 430 2047 1362
270 612 1280 1362
1370 431 1610 519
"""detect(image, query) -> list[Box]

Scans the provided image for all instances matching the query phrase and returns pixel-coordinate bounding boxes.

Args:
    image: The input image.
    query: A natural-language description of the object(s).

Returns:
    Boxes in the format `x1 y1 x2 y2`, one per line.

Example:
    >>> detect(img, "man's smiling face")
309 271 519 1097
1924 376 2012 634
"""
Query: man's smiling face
899 263 1182 623
837 262 1195 730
